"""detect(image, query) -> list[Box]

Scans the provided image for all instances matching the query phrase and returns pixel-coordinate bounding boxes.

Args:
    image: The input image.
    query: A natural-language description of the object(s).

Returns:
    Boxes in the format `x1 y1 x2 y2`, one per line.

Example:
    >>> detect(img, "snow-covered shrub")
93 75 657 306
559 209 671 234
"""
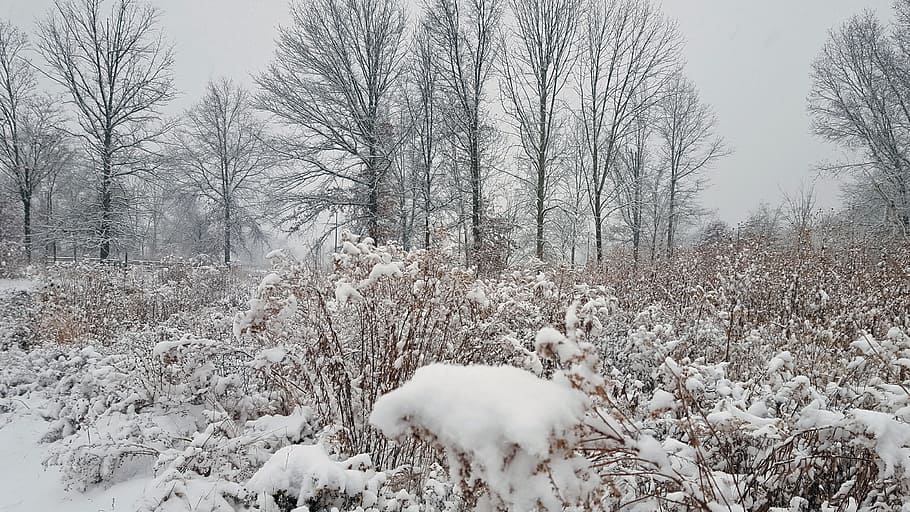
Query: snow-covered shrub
0 239 27 277
248 444 379 510
233 234 561 461
370 304 609 511
31 261 254 345
372 362 597 511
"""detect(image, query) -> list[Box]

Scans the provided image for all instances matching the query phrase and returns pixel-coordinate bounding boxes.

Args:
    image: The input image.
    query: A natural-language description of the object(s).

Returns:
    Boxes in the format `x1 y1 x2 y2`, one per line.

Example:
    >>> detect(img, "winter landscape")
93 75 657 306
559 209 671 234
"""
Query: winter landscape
1 0 910 510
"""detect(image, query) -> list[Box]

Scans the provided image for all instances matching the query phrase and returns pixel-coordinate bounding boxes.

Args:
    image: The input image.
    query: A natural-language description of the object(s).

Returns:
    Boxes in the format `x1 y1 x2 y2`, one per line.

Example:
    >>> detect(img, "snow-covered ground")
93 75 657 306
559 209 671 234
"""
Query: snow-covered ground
0 278 35 293
0 399 149 512
1 242 909 511
0 279 152 510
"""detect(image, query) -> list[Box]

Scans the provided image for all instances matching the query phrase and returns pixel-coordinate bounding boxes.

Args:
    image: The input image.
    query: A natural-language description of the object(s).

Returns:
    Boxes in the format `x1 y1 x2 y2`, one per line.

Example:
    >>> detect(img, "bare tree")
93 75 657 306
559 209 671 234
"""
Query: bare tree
501 0 579 260
423 0 504 264
408 24 444 249
0 21 38 261
15 99 71 260
656 73 727 257
613 107 649 263
575 0 680 262
38 0 174 260
552 122 590 265
172 79 274 264
256 0 407 242
740 202 784 247
645 154 666 262
783 182 819 248
0 23 71 263
810 10 910 240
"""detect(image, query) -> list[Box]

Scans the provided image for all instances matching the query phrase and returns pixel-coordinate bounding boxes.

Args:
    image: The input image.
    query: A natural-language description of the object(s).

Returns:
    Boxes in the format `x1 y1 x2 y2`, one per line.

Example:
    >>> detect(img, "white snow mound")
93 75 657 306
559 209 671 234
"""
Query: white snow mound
370 363 588 457
247 444 371 504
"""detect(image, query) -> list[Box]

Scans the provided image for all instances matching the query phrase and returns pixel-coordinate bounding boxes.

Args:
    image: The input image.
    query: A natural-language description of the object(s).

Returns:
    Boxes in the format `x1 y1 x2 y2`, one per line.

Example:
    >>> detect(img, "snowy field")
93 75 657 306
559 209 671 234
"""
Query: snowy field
3 0 910 508
1 240 910 511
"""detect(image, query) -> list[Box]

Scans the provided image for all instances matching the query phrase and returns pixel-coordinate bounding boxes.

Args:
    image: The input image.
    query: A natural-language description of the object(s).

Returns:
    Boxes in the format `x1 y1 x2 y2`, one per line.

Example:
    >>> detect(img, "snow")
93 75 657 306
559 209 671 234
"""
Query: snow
636 435 671 471
465 283 489 307
851 408 910 478
370 363 593 510
370 363 587 458
768 351 793 372
342 240 362 256
259 347 287 364
367 262 402 281
0 399 149 511
0 279 35 293
534 326 582 363
257 272 282 292
264 249 286 260
334 281 363 305
648 389 677 412
247 444 372 506
4 238 910 510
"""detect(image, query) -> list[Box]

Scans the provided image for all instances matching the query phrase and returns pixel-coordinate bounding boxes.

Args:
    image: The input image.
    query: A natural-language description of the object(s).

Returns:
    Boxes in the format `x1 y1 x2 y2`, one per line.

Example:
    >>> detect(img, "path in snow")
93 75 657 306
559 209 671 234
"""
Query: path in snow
0 401 151 512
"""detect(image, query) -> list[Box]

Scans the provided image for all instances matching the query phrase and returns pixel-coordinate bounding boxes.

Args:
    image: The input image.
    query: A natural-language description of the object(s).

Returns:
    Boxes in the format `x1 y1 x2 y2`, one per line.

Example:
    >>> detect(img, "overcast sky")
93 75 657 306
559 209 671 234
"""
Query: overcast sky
2 0 894 224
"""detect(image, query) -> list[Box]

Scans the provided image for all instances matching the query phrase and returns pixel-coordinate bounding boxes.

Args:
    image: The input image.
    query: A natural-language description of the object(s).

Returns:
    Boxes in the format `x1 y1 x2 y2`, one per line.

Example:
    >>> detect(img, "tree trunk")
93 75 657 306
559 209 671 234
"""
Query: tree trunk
593 187 603 263
536 159 545 259
666 177 677 259
99 146 113 260
591 142 605 263
45 189 53 261
100 185 111 260
650 215 658 263
224 200 231 264
399 193 409 250
535 87 547 261
632 176 641 264
469 130 482 264
365 142 385 242
368 175 380 240
570 220 577 266
23 195 31 263
424 158 432 249
151 212 158 260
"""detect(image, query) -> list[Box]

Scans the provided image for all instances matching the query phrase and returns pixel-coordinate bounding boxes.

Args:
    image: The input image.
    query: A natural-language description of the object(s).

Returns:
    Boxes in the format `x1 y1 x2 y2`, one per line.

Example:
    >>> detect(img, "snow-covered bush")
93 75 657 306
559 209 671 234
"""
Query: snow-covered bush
370 319 602 511
232 234 592 461
30 261 254 345
3 237 910 511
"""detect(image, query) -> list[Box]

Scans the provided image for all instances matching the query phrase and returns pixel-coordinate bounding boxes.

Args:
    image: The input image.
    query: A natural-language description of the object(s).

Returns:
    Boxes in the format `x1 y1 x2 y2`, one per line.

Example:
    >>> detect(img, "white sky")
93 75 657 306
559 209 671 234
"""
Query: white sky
2 0 893 224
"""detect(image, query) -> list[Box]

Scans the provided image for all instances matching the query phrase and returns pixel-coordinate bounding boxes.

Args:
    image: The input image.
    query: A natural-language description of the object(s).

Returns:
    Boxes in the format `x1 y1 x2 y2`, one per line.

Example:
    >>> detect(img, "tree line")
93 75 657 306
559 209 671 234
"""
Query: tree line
0 0 903 271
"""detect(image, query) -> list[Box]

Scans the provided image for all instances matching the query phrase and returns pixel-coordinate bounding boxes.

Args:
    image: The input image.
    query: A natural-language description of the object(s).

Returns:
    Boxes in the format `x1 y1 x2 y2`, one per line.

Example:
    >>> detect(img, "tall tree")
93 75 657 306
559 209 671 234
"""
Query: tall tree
613 107 649 263
0 24 70 264
575 0 680 262
0 21 37 262
553 122 590 265
173 79 273 264
423 0 504 264
810 9 910 239
257 0 407 242
656 73 726 257
14 99 71 261
408 24 443 249
38 0 174 260
501 0 580 260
